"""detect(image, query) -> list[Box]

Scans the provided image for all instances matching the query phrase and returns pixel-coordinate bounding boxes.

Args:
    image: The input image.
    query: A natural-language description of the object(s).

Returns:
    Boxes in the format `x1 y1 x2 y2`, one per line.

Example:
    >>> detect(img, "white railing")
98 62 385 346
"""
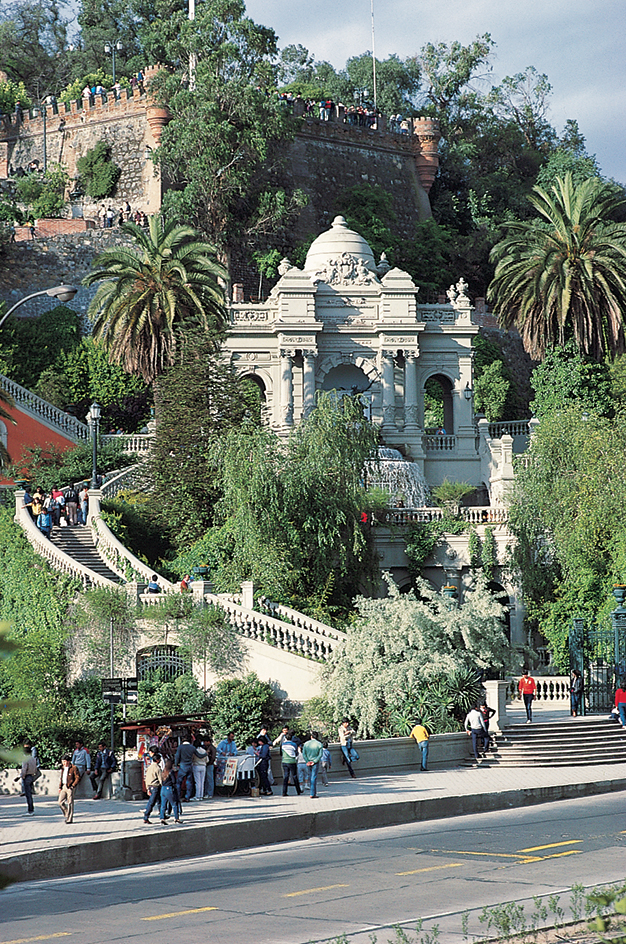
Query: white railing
88 491 174 591
488 421 531 439
14 491 117 588
101 463 149 499
206 594 345 661
256 598 346 643
506 676 570 706
377 505 508 526
422 434 457 451
101 433 153 454
1 374 89 441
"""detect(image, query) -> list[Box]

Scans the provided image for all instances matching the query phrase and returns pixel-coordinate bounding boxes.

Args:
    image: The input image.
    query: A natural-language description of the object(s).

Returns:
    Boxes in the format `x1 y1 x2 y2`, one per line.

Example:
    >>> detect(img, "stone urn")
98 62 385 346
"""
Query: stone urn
145 105 171 146
613 585 626 606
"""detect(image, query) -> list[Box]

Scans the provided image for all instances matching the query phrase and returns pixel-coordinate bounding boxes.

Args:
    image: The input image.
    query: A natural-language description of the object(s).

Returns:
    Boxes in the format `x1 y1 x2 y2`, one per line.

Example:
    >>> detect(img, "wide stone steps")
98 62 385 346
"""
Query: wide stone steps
49 524 121 584
462 717 626 768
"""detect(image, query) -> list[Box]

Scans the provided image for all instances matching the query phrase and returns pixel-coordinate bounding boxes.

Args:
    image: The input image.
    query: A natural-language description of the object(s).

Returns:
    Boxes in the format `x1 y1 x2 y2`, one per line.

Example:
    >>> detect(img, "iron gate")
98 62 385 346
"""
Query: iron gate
570 600 626 713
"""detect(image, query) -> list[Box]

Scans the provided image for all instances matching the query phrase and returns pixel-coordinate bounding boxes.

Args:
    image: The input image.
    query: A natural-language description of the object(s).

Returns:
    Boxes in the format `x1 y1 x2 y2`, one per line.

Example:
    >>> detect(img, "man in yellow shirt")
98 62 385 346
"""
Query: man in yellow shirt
410 720 430 771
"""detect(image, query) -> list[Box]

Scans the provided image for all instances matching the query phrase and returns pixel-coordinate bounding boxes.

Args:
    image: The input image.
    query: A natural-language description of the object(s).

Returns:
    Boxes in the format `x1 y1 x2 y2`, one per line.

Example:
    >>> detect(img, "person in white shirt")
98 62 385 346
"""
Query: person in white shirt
465 706 488 763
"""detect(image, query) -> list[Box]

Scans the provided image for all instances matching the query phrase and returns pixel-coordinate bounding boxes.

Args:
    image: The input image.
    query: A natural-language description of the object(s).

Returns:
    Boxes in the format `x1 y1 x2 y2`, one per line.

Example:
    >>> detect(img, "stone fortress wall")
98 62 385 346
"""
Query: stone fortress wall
0 72 440 247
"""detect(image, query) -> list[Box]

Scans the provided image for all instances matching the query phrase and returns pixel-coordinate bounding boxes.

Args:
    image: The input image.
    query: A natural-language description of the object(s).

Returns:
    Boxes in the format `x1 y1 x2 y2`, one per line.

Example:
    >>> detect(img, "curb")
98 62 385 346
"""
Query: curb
3 776 625 883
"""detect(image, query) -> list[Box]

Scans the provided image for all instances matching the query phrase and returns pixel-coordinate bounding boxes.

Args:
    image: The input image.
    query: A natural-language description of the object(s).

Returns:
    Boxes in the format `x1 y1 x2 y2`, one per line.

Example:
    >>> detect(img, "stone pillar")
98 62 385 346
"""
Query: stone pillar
241 581 254 609
380 349 396 431
404 353 419 431
483 680 510 733
280 350 295 427
302 350 317 418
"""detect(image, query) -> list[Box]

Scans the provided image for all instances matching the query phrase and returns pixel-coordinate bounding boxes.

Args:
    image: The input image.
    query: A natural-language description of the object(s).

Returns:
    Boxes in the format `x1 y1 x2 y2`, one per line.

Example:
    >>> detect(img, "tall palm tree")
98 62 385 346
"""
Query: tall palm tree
488 173 626 361
83 218 227 385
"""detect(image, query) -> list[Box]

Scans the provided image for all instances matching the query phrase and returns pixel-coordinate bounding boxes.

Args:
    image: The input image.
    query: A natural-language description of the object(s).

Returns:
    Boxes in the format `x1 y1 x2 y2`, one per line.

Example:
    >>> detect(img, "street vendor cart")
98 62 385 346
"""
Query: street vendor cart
120 714 212 795
215 752 259 796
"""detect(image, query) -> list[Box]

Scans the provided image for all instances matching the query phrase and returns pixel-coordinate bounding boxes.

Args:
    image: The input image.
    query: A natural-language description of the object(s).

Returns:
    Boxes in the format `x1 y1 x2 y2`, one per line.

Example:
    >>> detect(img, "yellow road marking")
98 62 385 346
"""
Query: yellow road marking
436 850 529 859
518 840 583 853
0 936 72 944
142 907 218 921
396 863 464 876
519 850 581 864
284 884 350 898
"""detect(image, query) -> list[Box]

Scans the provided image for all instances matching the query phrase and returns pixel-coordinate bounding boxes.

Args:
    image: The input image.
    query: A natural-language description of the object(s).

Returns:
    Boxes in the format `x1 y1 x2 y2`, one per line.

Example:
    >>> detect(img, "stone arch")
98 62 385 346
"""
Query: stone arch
422 371 454 433
239 371 268 402
317 353 379 387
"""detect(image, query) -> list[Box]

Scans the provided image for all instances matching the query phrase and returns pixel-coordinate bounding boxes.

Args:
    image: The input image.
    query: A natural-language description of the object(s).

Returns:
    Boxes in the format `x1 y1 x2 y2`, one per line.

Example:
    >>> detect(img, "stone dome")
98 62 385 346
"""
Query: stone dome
304 216 377 277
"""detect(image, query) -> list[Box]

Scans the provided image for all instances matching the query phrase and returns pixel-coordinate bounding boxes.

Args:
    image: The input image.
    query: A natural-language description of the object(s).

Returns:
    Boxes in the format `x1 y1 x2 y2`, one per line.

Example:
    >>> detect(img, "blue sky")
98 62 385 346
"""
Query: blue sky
246 0 626 184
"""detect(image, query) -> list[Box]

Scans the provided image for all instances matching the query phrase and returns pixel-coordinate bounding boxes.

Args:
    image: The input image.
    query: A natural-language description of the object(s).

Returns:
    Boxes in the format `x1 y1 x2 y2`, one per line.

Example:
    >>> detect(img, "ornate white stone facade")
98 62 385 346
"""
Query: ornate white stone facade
226 216 484 489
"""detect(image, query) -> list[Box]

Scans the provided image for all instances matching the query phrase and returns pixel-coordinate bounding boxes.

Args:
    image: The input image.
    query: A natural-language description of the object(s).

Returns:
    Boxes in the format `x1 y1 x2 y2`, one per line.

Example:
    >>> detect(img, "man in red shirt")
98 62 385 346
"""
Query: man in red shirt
518 670 537 723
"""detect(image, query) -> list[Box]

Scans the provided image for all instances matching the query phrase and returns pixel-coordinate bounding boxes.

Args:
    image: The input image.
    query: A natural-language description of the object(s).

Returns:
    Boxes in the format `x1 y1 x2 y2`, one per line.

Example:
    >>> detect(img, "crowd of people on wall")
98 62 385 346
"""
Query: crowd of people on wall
97 202 148 229
22 483 90 536
275 91 412 133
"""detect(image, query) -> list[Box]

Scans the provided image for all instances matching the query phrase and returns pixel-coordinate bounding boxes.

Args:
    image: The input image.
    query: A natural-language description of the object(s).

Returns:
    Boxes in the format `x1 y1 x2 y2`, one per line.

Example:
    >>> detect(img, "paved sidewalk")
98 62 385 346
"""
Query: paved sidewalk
3 746 626 883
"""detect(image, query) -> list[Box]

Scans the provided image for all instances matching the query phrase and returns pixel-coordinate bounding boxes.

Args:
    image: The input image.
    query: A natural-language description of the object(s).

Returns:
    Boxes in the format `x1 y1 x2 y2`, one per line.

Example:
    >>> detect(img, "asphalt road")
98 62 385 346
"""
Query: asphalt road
2 791 626 944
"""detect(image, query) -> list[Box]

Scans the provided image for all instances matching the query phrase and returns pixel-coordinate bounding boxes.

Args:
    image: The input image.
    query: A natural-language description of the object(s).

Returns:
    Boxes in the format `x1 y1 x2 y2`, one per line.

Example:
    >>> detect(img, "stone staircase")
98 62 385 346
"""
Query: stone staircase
50 524 121 585
470 717 626 767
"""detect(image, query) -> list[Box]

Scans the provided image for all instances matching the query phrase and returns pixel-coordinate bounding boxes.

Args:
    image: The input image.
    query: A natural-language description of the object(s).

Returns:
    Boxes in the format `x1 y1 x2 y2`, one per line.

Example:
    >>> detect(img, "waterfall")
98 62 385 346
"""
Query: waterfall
365 447 430 507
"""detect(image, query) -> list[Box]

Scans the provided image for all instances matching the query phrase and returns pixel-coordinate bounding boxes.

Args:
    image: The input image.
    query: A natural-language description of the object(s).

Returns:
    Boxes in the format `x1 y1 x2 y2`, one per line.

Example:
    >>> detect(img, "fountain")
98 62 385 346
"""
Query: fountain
365 447 430 507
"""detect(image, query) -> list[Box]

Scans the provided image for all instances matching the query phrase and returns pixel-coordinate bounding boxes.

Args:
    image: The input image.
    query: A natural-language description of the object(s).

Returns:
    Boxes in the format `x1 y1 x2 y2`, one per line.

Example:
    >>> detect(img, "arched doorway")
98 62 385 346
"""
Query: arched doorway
136 645 190 681
321 364 371 395
424 374 454 433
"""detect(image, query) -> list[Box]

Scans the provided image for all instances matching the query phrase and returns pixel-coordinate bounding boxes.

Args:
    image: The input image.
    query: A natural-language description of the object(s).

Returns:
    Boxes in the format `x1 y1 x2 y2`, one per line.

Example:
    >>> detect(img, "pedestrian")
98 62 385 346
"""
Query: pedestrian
144 751 163 823
338 718 356 778
58 755 80 823
302 731 323 798
19 745 38 815
78 484 89 525
90 742 116 799
518 669 537 723
257 737 273 796
272 725 289 749
281 730 302 796
64 486 78 526
36 504 52 539
297 742 310 792
159 759 182 825
202 736 216 798
570 669 583 717
147 574 162 593
479 701 496 754
409 718 430 771
614 679 626 728
217 731 238 756
320 740 331 785
174 735 202 801
191 738 208 801
71 739 91 780
465 704 488 763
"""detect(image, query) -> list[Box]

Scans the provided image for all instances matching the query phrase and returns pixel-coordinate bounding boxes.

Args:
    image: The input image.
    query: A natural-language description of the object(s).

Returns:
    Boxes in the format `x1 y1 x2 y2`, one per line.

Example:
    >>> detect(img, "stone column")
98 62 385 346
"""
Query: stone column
380 349 396 431
302 350 317 418
483 680 510 733
280 349 295 427
404 353 419 431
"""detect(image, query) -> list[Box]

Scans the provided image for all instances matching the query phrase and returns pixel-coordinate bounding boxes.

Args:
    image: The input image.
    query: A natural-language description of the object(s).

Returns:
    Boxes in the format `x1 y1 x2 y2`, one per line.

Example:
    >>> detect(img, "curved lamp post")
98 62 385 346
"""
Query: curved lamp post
0 285 78 331
86 402 102 490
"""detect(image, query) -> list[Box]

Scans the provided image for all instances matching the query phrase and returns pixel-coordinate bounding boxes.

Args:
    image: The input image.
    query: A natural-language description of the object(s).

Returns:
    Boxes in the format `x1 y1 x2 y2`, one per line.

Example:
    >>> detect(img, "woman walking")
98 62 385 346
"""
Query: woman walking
160 760 182 825
570 669 584 717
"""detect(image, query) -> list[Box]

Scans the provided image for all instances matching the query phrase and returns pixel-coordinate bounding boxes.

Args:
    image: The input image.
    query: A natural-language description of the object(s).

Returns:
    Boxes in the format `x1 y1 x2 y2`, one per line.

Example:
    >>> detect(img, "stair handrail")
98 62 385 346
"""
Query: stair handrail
14 490 117 588
0 373 89 442
505 675 570 705
87 489 174 591
256 597 346 641
205 593 345 661
100 462 148 499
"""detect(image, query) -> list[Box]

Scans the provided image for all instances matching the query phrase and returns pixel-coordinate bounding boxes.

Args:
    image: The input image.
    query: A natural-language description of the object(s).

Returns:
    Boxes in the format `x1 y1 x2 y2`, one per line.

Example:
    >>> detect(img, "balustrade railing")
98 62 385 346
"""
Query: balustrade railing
377 505 508 527
488 421 531 439
206 594 345 661
1 373 89 441
422 434 456 451
14 491 117 588
101 463 149 499
257 598 346 643
506 676 570 706
101 434 153 454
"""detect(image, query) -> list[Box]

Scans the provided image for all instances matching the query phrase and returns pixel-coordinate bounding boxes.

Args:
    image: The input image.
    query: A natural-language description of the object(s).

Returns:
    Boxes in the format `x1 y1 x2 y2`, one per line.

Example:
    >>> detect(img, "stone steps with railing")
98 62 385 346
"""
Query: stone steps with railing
376 505 508 527
1 373 90 442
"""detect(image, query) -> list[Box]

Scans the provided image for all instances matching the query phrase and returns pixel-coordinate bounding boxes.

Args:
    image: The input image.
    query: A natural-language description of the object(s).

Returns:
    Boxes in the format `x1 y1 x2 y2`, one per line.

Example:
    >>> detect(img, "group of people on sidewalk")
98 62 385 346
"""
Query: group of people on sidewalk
17 739 116 821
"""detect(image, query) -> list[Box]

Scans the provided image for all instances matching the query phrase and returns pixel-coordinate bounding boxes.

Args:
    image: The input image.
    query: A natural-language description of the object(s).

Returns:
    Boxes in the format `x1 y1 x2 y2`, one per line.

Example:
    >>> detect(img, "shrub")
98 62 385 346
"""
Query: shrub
14 165 69 219
207 673 279 745
77 142 121 199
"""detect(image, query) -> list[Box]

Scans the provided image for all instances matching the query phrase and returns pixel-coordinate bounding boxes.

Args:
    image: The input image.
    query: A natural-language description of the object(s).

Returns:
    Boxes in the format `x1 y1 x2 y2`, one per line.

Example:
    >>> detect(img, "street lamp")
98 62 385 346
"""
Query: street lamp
87 401 101 489
104 40 123 84
0 285 78 331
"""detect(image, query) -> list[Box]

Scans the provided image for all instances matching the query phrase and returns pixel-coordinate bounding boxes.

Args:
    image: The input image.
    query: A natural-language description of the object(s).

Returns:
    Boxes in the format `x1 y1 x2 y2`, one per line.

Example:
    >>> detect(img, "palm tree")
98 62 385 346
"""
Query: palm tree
83 217 227 385
488 173 626 361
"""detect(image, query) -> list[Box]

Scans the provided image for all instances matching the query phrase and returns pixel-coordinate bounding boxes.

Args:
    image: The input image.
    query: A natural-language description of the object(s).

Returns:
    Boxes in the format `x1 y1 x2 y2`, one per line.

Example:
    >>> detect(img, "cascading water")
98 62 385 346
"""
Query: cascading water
365 447 431 507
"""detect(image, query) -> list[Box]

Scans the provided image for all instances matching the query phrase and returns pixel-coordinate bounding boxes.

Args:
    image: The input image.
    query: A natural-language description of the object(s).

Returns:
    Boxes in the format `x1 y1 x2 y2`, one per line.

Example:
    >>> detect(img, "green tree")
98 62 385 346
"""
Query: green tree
0 303 80 391
66 587 139 679
473 360 510 421
84 218 227 386
76 141 121 200
0 0 70 99
323 575 513 738
530 343 614 418
207 673 279 744
488 174 626 361
15 164 69 218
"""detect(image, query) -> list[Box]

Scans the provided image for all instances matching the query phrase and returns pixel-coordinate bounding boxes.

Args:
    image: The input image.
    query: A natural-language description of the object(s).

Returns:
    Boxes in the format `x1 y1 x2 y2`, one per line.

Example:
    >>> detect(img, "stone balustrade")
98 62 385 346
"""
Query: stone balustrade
14 490 116 588
101 434 153 454
1 373 89 442
100 463 148 499
488 421 531 439
206 594 345 661
506 676 570 706
257 598 346 644
422 434 457 451
377 506 508 527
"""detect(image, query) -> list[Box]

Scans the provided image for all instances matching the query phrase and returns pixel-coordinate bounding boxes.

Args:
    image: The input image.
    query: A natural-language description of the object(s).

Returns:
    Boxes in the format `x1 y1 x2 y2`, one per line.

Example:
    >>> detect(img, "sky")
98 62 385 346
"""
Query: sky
245 0 626 184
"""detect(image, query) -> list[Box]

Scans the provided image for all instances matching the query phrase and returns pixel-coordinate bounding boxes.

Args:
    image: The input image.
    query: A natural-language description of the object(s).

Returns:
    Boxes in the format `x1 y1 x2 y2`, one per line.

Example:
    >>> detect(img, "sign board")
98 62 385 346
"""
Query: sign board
124 677 139 704
102 678 123 704
223 757 238 786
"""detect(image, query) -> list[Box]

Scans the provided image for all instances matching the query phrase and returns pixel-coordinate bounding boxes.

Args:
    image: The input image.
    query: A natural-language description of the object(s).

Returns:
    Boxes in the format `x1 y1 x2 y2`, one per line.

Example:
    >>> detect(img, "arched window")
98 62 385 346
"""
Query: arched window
424 374 454 433
136 645 190 681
